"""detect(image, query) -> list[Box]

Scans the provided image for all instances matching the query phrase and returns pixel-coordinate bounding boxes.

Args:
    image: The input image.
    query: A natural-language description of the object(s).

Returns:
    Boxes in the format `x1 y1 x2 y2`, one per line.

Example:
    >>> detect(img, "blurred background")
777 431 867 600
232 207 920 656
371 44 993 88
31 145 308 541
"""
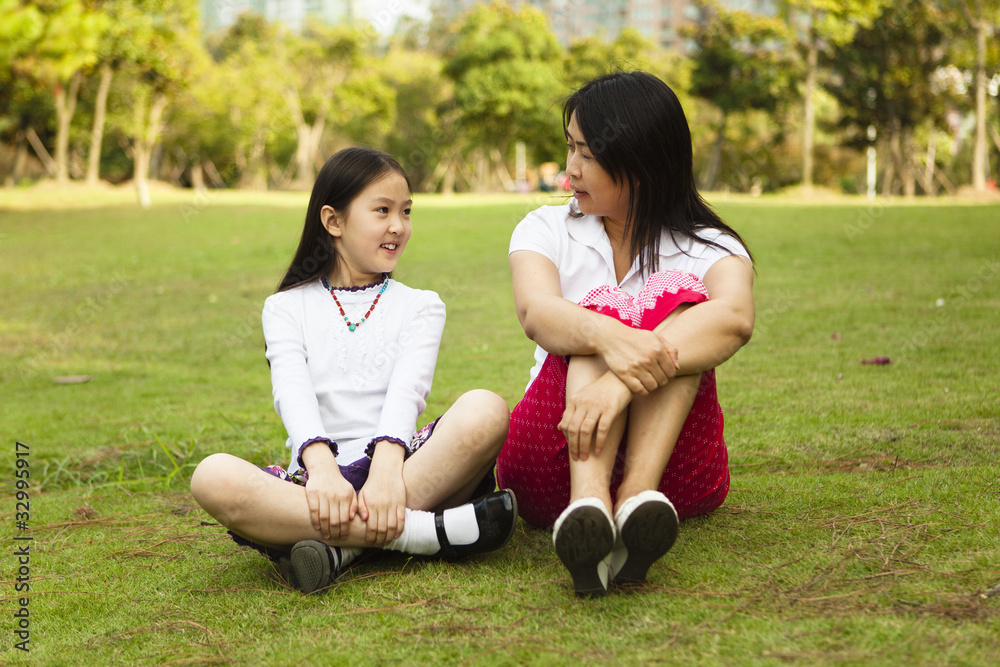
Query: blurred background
1 0 997 206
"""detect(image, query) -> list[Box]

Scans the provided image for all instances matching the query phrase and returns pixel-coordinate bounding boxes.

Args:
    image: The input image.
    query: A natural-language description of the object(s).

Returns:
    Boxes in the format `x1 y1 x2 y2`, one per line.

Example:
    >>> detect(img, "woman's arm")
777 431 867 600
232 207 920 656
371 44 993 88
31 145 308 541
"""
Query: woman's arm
654 254 755 376
510 250 678 394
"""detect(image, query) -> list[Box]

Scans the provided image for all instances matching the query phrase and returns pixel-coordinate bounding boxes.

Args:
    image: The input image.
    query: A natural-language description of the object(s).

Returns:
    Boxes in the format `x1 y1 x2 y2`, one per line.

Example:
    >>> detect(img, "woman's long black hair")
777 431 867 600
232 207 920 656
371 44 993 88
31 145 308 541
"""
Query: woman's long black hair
564 71 752 271
276 147 411 292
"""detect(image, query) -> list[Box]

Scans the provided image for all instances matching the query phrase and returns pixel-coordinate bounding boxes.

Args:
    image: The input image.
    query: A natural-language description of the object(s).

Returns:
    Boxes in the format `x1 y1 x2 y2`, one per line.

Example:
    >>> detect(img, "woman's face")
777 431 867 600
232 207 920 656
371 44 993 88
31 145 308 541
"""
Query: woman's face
564 112 630 227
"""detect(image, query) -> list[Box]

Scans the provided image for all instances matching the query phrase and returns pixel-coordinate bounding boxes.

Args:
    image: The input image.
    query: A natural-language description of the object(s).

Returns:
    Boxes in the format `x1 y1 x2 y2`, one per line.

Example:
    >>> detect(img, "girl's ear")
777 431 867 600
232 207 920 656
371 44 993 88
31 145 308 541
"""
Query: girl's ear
320 205 343 237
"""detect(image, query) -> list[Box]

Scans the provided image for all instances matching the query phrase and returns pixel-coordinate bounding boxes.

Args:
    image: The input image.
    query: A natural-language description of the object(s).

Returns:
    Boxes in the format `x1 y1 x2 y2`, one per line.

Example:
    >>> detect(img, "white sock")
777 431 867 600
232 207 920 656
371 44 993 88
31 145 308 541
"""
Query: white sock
384 505 481 555
442 503 479 546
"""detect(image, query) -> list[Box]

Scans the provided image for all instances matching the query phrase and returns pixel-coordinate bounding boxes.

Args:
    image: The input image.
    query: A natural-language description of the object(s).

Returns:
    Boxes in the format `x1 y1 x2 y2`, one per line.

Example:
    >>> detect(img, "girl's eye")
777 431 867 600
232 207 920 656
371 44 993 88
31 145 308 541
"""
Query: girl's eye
403 208 411 216
376 206 389 214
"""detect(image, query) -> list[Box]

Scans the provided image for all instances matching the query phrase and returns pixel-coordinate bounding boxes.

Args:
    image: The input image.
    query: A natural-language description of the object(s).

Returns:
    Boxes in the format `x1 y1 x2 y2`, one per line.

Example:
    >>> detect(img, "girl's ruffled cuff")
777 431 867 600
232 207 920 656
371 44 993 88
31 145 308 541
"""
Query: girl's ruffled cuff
364 436 412 460
296 437 338 470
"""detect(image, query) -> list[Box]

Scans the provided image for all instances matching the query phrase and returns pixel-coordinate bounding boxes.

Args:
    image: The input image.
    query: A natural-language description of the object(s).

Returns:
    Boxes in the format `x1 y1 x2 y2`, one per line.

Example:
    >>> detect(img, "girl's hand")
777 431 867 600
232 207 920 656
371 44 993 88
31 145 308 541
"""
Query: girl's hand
599 326 679 395
303 465 358 541
357 443 407 546
559 372 632 461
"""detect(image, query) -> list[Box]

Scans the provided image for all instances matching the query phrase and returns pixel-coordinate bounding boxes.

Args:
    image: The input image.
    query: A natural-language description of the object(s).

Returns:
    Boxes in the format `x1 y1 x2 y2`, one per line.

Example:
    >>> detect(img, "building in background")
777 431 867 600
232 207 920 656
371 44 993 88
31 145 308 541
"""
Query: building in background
432 0 778 54
201 0 356 33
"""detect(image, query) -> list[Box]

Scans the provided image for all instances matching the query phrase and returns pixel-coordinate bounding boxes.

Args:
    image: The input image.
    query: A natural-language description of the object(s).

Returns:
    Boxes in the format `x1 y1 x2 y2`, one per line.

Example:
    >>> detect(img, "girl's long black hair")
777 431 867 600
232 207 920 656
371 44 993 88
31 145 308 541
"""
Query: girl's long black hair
276 147 411 293
564 71 752 272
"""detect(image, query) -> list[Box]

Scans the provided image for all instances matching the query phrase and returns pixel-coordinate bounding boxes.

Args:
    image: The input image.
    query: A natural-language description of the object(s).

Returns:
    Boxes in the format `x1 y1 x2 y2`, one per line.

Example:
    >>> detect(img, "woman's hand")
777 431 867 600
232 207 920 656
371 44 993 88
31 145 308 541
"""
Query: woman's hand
598 325 680 395
357 442 407 546
303 465 358 541
560 371 633 461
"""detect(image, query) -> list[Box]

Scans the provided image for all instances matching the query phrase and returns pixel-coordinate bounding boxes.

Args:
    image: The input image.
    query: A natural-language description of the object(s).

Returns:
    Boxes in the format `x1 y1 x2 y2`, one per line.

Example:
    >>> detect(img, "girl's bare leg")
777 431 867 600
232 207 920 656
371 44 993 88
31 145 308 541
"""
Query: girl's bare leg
190 453 374 551
401 389 510 511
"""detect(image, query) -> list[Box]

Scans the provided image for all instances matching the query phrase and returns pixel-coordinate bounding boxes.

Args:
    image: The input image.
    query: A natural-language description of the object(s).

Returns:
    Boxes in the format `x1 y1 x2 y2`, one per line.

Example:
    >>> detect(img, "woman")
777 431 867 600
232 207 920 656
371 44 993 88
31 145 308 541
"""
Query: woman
496 71 755 597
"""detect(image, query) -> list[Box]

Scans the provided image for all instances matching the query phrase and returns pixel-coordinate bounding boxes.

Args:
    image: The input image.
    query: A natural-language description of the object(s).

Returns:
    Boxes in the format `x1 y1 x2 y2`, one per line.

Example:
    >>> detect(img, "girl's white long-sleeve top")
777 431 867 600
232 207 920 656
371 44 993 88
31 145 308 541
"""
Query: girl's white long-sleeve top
261 278 446 474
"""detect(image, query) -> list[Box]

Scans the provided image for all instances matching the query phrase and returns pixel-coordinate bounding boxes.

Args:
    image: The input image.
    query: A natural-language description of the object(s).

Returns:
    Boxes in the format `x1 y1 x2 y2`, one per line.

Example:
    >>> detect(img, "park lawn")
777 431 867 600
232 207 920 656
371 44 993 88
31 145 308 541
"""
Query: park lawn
1 190 998 665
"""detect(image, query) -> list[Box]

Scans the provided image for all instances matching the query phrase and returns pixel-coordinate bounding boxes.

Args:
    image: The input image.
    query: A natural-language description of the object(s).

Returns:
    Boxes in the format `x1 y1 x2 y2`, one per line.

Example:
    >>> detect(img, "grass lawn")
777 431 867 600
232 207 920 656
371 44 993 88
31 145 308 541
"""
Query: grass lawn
1 186 998 665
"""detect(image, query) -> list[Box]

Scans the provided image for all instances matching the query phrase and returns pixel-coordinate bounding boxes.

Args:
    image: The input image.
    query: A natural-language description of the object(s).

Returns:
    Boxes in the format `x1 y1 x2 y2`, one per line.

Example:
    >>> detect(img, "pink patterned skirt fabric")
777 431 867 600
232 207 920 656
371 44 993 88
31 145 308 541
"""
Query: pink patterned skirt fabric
496 271 730 528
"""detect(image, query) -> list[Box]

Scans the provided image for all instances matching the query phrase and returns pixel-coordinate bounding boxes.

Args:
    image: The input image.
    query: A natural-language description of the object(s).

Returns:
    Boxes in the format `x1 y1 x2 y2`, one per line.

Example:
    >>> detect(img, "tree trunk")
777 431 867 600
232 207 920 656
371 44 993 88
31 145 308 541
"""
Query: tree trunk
971 18 987 193
285 86 329 190
489 147 515 191
7 131 28 186
86 64 113 186
702 110 727 191
239 129 268 190
802 15 818 192
902 130 916 197
133 92 169 208
26 127 57 178
291 121 324 190
922 127 937 196
54 72 82 183
190 162 206 193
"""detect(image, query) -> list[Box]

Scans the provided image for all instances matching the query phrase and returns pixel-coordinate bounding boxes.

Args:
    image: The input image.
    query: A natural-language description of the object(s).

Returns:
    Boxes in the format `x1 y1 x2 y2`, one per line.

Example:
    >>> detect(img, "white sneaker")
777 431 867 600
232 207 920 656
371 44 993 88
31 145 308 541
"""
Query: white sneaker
552 497 616 597
610 490 679 585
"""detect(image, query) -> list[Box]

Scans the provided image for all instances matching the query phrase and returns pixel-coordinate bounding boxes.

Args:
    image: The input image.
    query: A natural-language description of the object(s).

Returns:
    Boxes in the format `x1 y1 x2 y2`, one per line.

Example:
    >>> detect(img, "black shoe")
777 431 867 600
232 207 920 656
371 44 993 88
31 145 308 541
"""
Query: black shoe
279 541 344 594
552 498 616 598
611 491 679 586
434 489 518 559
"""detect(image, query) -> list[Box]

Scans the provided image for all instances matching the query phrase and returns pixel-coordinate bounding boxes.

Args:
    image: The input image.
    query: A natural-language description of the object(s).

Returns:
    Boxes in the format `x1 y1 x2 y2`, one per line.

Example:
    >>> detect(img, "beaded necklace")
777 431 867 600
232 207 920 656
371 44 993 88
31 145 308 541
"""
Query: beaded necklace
322 275 389 332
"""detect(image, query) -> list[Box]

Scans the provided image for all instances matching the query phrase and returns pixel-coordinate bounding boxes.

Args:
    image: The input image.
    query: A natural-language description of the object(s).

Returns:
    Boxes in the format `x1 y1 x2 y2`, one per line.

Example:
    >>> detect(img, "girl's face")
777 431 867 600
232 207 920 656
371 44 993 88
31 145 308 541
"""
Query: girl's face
322 171 412 286
565 112 630 227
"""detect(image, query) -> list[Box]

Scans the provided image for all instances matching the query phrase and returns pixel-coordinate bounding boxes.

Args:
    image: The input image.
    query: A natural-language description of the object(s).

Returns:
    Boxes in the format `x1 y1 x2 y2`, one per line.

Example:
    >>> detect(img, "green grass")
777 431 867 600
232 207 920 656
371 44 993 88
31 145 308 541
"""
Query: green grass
1 188 998 665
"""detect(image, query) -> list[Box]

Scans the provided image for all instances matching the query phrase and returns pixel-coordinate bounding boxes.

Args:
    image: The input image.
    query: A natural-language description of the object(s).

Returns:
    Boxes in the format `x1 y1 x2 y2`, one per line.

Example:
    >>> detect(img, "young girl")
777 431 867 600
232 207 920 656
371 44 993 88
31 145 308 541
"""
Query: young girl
191 147 516 594
497 71 755 597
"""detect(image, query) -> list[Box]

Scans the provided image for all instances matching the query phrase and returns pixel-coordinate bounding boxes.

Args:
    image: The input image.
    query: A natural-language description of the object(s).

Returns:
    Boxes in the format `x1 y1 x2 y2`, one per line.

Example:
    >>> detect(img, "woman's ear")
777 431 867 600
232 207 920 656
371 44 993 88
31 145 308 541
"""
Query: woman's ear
320 205 343 237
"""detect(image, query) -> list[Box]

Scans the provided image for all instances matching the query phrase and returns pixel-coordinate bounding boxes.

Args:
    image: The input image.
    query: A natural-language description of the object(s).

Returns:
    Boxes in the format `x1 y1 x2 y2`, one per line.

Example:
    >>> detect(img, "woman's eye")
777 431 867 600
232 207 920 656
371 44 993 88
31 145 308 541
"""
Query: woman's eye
403 208 411 216
377 206 389 214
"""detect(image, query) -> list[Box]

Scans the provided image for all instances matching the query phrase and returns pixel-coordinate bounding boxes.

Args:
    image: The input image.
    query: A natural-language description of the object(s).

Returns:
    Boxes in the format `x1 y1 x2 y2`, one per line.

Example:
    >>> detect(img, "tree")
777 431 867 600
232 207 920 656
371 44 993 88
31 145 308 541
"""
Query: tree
8 0 109 182
443 1 563 191
111 0 201 206
283 24 394 190
946 0 1000 192
380 47 452 191
781 0 888 190
204 14 289 190
688 1 791 190
826 2 952 196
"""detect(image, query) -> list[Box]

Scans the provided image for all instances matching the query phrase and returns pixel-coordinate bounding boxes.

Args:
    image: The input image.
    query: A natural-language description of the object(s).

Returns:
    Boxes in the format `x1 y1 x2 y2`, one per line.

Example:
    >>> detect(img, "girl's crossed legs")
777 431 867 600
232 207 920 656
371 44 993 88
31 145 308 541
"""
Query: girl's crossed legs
191 390 511 565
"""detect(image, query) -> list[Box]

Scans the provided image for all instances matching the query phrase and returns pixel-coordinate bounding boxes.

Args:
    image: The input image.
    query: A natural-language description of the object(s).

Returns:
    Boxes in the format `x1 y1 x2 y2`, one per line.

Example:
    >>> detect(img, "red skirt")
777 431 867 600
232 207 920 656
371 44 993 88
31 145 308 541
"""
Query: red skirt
496 271 730 528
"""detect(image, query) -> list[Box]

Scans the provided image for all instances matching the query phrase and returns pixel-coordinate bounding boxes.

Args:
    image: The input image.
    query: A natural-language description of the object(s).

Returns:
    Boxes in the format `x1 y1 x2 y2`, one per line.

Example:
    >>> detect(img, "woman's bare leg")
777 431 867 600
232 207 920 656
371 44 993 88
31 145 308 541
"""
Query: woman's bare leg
564 355 628 514
614 373 701 510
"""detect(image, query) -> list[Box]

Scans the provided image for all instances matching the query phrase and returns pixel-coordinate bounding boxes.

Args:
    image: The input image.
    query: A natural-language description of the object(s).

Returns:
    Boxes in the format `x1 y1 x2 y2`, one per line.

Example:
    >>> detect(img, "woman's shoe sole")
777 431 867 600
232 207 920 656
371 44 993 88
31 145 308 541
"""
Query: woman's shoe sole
553 505 615 597
614 500 678 585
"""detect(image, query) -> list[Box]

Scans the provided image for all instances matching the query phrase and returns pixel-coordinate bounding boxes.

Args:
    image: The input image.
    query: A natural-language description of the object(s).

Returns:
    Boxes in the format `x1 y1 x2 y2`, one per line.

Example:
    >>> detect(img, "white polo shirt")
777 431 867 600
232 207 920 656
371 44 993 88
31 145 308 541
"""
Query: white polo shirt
509 203 750 385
